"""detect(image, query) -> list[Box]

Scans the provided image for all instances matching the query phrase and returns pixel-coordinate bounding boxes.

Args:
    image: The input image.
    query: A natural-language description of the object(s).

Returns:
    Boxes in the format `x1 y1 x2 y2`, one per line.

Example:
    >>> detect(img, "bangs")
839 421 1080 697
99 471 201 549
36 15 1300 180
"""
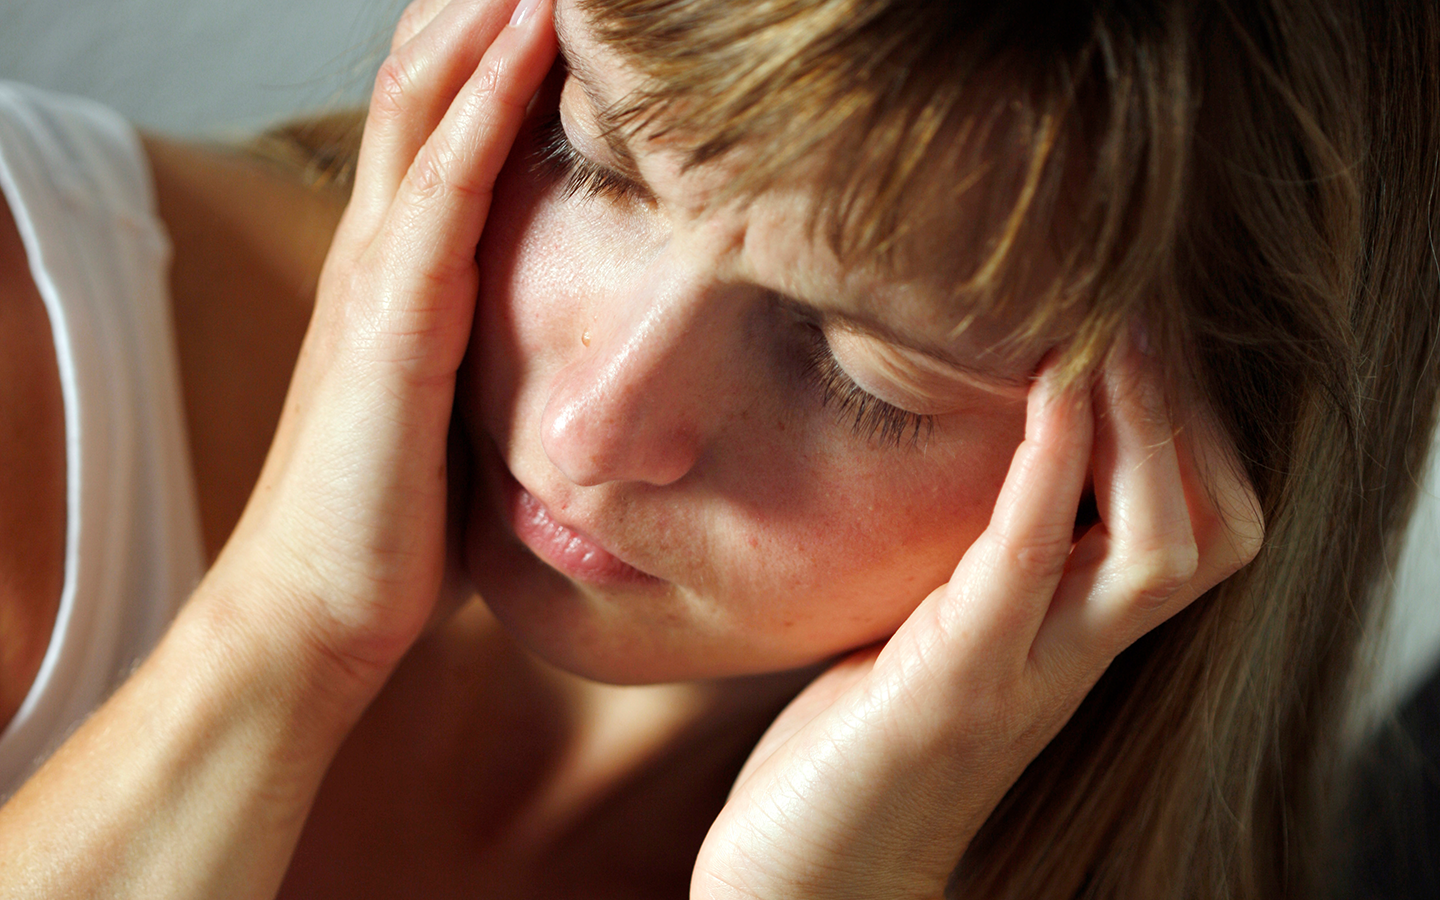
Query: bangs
579 0 1195 378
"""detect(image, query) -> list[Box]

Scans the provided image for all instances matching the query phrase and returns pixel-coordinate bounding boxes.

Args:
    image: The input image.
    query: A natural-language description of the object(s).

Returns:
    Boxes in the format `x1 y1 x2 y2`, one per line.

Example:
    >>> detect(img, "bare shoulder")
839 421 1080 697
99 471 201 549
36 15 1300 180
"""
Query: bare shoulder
140 134 348 559
0 189 67 734
140 134 349 316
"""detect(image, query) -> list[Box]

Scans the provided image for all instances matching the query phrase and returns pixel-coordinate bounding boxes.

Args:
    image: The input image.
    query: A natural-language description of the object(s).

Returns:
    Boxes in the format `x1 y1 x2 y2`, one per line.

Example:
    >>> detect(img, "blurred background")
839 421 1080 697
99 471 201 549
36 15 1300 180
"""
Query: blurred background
0 0 395 135
2 0 1438 724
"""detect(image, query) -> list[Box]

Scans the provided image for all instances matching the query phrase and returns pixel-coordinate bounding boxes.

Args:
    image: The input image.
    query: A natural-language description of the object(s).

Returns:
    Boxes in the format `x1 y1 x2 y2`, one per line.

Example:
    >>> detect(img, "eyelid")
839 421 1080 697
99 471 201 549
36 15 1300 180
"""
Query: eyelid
795 322 932 448
533 109 652 205
825 327 975 416
780 306 1025 414
544 72 653 202
770 294 1030 399
829 322 1032 400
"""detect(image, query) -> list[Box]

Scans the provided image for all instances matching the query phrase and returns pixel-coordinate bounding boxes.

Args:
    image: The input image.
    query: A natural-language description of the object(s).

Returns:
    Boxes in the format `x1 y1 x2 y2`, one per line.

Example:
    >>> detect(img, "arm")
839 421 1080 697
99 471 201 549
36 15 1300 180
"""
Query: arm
0 591 359 898
0 1 556 895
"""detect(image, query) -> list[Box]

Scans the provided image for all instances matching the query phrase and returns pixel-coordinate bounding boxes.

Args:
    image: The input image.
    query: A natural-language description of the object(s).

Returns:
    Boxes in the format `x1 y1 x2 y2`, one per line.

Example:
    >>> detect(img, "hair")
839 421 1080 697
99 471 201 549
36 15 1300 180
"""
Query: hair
256 0 1440 895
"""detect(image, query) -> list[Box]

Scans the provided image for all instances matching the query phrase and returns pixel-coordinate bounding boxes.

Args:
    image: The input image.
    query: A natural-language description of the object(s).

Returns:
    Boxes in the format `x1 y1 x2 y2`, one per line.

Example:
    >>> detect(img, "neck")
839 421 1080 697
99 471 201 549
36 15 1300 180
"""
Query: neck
477 612 816 857
309 596 810 881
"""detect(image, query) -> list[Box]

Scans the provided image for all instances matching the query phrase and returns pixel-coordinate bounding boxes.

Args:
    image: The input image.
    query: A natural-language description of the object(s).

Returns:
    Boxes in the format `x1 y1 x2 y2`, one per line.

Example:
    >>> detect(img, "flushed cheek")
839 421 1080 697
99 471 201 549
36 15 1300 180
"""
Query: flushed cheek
710 425 1022 659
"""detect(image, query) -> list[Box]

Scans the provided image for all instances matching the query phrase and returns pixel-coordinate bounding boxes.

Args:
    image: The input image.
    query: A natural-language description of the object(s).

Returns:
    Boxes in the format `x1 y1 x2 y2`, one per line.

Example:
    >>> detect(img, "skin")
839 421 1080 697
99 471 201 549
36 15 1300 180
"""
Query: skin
458 3 1043 683
0 137 343 735
0 0 1262 897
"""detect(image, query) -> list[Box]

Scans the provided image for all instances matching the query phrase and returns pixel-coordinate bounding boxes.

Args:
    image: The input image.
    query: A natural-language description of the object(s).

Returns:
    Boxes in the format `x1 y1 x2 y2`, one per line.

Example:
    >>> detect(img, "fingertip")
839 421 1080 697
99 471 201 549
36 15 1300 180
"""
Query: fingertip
1027 353 1092 448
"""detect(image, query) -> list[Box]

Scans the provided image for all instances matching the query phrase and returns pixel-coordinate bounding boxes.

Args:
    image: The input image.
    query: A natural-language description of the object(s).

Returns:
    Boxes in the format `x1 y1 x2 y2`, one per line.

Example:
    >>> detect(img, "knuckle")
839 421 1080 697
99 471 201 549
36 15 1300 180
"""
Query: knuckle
1190 472 1265 580
406 143 451 201
1123 538 1198 605
370 50 420 122
407 137 490 206
993 525 1074 583
1222 504 1265 571
467 60 510 114
470 55 528 115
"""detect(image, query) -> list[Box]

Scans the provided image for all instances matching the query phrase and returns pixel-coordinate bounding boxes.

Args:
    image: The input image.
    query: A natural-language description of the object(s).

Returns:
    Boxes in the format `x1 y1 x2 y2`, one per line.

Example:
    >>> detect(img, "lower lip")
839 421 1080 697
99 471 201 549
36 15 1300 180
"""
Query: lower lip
501 473 661 587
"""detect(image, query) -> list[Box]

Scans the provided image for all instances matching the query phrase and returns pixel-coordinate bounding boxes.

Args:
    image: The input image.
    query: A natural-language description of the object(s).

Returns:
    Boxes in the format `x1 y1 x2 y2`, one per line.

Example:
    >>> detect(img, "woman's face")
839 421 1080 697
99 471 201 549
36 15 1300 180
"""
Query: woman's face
458 0 1051 683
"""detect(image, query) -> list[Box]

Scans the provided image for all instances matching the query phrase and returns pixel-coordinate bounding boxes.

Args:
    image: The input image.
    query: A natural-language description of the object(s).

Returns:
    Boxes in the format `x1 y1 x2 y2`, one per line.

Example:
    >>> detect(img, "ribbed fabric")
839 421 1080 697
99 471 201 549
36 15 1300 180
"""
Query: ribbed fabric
0 82 204 799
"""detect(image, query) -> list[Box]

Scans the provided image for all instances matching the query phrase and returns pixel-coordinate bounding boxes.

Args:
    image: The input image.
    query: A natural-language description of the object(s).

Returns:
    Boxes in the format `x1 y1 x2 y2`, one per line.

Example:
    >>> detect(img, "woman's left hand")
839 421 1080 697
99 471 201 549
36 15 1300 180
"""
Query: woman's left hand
692 334 1263 900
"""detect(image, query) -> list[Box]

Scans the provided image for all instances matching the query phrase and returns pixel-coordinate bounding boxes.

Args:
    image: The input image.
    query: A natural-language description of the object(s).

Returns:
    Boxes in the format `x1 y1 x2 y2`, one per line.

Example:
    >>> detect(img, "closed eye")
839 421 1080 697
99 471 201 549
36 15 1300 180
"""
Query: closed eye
532 110 650 206
798 323 935 450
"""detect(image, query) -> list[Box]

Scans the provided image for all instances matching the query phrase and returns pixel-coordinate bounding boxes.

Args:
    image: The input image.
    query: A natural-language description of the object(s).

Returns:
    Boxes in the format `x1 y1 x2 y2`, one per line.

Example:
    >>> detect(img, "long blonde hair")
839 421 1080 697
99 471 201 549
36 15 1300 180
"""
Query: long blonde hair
257 0 1440 894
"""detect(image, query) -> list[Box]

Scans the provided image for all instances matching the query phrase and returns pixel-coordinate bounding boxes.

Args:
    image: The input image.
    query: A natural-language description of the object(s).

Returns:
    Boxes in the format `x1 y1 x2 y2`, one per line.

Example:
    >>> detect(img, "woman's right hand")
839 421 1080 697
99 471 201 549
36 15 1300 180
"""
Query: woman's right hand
0 3 555 897
214 0 556 711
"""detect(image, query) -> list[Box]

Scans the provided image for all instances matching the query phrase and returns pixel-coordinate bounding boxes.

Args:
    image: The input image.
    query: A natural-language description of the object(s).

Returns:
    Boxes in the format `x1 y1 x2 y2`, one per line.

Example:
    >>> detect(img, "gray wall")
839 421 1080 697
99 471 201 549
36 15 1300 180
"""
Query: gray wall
3 0 1438 719
1 0 398 135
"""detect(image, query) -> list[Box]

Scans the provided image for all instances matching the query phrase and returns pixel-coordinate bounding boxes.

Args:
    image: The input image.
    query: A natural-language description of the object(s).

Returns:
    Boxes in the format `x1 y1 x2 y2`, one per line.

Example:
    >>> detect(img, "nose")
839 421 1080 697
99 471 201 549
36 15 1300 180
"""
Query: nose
540 267 740 487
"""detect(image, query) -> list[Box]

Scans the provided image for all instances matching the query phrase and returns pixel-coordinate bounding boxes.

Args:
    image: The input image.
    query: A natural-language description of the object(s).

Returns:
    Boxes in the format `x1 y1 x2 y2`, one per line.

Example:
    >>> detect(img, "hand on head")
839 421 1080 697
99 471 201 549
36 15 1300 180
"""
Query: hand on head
694 330 1262 900
211 0 557 703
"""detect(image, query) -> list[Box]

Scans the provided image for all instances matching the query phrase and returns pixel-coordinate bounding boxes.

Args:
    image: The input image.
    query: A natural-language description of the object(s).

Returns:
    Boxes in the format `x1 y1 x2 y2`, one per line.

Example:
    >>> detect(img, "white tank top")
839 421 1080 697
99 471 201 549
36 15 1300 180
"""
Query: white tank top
0 82 205 799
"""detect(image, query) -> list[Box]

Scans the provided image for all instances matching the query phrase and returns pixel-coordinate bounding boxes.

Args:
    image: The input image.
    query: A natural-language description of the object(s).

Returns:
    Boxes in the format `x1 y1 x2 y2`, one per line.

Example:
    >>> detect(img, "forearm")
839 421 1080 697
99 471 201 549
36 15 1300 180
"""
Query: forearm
0 578 369 899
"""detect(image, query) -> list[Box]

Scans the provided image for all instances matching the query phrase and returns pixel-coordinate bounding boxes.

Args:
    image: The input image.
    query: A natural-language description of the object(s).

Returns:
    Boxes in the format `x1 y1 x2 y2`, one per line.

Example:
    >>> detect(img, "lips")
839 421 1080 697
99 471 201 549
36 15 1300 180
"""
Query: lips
499 467 662 587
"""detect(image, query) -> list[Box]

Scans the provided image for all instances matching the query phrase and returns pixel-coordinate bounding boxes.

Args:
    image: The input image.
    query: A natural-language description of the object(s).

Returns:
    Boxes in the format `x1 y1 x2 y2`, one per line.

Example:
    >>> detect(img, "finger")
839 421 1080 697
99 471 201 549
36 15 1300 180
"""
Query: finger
1054 329 1195 649
1033 330 1260 682
350 0 557 380
392 0 456 52
386 0 556 270
348 0 522 233
1171 401 1264 597
926 359 1093 678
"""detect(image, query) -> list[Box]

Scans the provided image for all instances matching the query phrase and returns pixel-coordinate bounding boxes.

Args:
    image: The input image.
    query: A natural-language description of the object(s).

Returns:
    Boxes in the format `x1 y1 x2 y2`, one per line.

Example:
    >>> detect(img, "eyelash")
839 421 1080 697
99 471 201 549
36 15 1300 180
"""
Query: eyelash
533 111 646 205
799 325 934 449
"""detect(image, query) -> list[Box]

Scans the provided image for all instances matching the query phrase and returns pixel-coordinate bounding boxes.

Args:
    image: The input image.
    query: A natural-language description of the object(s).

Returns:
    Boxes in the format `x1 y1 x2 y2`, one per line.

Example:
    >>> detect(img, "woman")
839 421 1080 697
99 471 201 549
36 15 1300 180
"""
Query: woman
0 0 1435 896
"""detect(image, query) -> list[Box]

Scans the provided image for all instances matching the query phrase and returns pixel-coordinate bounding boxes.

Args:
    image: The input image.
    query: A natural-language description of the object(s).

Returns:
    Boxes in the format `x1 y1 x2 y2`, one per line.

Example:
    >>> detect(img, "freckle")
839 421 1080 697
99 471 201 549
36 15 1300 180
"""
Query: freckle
581 329 592 347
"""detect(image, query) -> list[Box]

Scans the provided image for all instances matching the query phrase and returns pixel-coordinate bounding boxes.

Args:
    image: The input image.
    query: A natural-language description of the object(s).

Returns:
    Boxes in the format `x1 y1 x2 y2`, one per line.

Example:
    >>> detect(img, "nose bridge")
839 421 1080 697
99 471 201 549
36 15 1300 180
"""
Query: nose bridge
541 257 738 487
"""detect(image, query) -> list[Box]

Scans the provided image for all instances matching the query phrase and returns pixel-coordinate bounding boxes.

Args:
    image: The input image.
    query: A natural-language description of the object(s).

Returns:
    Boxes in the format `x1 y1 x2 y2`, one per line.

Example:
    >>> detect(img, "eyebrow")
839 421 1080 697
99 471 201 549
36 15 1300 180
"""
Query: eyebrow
552 8 646 184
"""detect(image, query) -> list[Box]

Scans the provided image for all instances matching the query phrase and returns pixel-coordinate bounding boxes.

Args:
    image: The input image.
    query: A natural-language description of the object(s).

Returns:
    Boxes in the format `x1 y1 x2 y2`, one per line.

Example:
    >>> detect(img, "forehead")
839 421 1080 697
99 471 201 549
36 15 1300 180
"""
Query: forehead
555 0 1072 374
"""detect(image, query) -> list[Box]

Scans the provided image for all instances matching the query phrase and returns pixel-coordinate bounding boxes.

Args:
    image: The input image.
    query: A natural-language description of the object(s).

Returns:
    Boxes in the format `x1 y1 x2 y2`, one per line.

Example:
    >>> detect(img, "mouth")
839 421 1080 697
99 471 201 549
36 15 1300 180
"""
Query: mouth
496 465 664 588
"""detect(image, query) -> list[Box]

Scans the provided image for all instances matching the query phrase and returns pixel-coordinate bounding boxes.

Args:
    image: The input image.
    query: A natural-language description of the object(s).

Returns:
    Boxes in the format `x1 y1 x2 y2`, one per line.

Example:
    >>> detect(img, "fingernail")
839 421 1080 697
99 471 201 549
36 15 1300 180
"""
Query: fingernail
511 0 544 27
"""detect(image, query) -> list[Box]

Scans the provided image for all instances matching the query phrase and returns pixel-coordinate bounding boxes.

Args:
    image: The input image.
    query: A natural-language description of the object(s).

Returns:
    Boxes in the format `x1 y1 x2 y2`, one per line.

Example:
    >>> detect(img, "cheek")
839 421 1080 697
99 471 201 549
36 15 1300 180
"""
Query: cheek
708 410 1025 650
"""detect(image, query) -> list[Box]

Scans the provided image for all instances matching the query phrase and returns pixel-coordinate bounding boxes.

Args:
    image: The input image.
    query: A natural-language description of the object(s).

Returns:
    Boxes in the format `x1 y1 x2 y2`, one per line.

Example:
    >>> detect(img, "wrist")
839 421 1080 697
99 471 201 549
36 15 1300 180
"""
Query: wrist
174 564 397 757
0 567 386 899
